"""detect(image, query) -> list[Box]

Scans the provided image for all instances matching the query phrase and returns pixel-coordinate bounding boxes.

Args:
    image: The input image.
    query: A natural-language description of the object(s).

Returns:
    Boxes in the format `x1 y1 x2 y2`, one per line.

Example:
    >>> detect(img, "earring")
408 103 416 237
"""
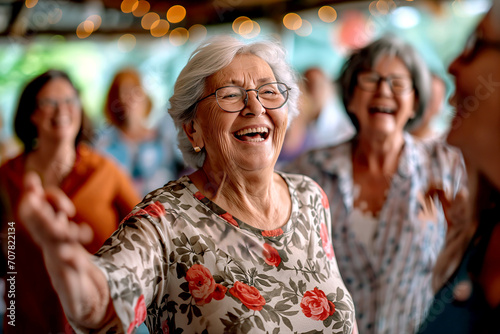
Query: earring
194 146 201 152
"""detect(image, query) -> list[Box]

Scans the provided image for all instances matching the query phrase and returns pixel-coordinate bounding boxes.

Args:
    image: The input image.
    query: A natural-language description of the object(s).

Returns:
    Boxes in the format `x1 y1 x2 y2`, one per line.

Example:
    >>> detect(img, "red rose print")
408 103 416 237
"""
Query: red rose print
162 320 169 334
194 191 205 201
220 212 239 227
185 264 216 305
261 228 284 237
121 201 165 223
127 294 147 334
262 243 281 267
144 201 166 218
320 223 334 260
229 281 266 311
314 181 330 209
212 284 228 300
300 287 335 321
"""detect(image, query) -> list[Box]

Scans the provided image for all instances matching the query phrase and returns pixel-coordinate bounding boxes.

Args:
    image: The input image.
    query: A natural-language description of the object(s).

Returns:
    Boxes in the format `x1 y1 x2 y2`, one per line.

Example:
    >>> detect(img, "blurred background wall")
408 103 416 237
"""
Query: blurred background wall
0 0 491 144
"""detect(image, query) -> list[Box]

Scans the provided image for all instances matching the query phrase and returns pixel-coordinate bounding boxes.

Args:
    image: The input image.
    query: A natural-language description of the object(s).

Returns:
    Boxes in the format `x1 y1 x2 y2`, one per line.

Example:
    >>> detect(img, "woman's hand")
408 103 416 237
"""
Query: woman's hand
18 171 93 248
17 172 115 329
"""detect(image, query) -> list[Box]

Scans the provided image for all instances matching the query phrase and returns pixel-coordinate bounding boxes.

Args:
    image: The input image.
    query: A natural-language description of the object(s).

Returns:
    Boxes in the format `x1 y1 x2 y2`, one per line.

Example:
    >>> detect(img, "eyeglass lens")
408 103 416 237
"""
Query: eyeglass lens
37 97 80 111
357 73 412 95
215 82 288 112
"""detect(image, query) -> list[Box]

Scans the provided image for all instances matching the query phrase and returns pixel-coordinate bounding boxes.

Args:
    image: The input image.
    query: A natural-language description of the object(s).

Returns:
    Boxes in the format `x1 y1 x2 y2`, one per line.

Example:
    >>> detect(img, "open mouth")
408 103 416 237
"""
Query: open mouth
234 127 270 142
51 116 72 126
369 106 395 115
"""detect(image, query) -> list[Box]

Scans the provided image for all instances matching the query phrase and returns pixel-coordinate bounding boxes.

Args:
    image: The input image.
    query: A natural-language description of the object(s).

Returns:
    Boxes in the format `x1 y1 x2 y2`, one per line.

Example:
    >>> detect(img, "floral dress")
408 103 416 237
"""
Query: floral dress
285 133 467 334
73 172 356 334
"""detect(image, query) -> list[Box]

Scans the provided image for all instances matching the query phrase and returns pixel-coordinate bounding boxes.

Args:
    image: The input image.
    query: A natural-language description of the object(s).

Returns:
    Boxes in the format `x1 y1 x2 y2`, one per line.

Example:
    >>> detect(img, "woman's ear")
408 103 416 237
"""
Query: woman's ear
182 120 204 149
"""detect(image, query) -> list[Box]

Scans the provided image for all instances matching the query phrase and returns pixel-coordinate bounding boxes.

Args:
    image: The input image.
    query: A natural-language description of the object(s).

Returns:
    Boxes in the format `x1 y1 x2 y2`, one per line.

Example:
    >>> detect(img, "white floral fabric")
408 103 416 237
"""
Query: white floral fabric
284 134 467 334
74 172 356 334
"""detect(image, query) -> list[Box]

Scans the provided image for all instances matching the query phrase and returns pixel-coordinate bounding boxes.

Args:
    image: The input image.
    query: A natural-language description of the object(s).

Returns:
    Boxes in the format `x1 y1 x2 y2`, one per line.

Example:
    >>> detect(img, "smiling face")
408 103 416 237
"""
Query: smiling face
186 54 288 174
348 54 416 140
31 77 82 145
447 10 500 172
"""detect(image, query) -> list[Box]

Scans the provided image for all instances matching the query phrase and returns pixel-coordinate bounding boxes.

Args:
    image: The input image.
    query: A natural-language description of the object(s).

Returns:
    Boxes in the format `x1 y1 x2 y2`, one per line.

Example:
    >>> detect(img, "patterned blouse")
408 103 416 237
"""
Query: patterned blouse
72 172 356 334
284 133 467 334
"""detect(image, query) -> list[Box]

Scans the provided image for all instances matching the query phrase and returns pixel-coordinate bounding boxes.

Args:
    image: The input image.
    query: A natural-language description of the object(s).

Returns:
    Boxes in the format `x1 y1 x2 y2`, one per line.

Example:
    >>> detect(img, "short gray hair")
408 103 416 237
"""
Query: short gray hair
168 35 300 169
337 34 431 132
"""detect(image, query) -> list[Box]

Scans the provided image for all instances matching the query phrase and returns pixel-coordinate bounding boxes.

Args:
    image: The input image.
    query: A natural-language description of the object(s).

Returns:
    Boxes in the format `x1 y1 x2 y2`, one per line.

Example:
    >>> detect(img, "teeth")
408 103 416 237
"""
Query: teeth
245 137 265 142
235 127 269 136
370 106 394 114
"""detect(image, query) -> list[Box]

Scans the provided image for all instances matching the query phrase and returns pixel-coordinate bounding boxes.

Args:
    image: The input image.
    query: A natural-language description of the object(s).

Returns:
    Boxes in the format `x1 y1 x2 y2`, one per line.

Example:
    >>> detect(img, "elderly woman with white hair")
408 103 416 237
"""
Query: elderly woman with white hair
16 36 356 333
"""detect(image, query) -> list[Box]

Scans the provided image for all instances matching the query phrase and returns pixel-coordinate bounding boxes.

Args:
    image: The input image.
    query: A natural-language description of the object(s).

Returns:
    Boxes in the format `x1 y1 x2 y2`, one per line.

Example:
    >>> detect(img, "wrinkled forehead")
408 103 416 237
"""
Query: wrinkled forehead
207 54 275 89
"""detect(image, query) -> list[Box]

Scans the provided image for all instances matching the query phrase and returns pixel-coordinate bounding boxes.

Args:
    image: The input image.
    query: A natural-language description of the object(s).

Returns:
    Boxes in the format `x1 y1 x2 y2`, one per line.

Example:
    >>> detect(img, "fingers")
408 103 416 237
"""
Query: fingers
18 172 79 247
46 187 76 218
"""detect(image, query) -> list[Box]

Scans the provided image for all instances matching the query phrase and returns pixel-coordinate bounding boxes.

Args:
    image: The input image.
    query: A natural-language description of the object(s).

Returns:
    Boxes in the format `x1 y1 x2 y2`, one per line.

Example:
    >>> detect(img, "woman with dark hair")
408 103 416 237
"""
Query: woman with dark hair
286 35 467 333
0 69 140 333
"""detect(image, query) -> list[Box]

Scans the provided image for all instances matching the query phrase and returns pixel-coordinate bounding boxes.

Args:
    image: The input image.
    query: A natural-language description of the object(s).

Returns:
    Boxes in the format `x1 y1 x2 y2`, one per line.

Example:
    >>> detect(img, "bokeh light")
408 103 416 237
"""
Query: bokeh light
169 27 189 46
296 19 312 36
132 1 150 17
118 34 136 52
48 8 63 24
121 0 138 13
232 16 250 34
141 12 160 30
25 0 38 8
150 19 169 37
87 15 102 30
167 5 186 23
283 13 302 30
188 24 207 42
318 6 337 23
76 21 93 39
240 20 260 39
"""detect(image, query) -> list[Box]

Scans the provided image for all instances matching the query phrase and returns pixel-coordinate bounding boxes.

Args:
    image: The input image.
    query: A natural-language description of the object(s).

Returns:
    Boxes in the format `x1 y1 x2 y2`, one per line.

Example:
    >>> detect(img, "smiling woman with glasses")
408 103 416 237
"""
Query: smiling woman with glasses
286 34 467 334
15 37 357 333
0 69 140 333
193 82 290 113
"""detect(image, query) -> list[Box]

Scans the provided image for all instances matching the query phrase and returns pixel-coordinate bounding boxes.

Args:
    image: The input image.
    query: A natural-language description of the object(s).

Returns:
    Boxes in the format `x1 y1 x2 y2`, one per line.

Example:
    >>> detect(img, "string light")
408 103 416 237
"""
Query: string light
318 6 337 23
169 27 189 46
25 0 38 8
121 0 138 13
141 12 160 30
167 5 186 23
118 34 136 52
283 13 302 30
132 0 150 17
150 19 170 37
188 24 207 42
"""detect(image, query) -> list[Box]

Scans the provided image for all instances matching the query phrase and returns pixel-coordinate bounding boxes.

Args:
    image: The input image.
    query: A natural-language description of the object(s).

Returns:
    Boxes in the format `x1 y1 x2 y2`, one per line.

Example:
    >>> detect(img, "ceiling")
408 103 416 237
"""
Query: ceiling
0 0 370 38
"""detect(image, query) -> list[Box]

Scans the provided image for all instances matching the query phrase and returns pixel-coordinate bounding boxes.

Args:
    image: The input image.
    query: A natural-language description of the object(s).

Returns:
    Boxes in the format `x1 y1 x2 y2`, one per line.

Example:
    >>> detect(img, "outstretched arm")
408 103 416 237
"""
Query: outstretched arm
18 172 118 330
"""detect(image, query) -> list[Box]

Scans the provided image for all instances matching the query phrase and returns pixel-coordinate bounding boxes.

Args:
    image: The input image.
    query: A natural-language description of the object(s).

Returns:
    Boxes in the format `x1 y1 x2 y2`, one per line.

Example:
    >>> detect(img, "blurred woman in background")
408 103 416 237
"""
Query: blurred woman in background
418 3 500 333
97 67 184 196
0 69 140 333
286 35 467 333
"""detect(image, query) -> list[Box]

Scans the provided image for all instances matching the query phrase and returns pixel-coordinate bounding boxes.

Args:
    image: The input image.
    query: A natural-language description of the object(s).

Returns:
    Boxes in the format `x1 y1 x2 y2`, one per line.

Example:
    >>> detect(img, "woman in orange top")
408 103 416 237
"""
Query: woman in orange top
0 69 140 333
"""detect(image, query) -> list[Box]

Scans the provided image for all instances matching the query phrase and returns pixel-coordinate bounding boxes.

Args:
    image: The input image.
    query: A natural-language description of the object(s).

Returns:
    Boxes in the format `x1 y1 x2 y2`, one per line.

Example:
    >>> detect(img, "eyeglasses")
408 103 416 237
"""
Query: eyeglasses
37 97 81 112
193 82 290 113
357 72 413 95
460 29 500 62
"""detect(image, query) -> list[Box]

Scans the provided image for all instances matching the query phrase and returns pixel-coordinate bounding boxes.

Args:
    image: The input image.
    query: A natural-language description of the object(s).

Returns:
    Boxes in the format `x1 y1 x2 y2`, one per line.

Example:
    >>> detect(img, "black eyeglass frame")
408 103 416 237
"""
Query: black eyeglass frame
356 72 414 96
461 29 500 62
190 81 291 113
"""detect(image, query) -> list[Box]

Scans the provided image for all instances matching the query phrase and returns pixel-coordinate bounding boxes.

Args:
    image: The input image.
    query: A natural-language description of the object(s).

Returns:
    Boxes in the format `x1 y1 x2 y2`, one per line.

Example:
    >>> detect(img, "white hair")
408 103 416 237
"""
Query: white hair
168 35 300 169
